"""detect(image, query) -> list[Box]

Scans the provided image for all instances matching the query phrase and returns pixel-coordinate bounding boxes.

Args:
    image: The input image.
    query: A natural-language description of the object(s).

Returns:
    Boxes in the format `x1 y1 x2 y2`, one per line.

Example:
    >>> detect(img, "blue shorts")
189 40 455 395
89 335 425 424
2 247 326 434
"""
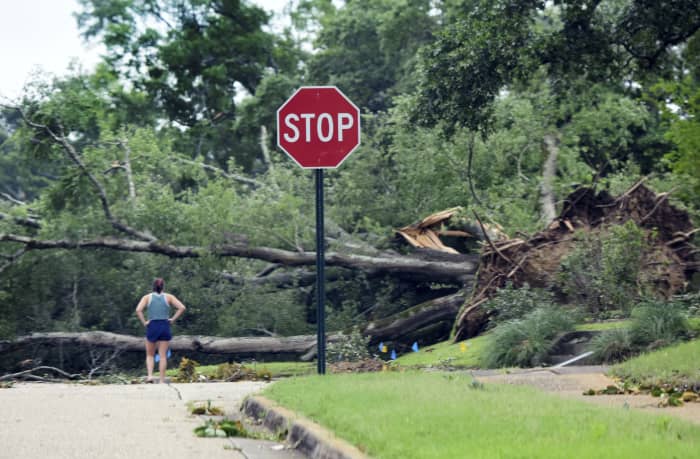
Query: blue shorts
146 320 172 342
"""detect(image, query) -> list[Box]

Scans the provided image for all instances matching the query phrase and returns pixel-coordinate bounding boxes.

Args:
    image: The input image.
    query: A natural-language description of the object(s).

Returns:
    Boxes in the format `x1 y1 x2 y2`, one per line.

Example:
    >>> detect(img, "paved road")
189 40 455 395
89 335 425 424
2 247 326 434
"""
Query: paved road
0 381 305 459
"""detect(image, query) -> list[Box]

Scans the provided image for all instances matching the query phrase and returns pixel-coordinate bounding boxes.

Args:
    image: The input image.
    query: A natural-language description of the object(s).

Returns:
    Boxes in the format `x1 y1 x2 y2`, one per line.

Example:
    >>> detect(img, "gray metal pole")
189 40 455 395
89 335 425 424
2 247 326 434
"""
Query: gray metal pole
315 169 326 374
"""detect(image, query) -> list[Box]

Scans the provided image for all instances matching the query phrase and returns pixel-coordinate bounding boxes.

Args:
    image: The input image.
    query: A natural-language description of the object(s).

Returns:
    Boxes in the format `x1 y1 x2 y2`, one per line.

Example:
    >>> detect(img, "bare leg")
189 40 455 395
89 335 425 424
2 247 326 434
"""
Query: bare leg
145 340 156 381
157 340 169 384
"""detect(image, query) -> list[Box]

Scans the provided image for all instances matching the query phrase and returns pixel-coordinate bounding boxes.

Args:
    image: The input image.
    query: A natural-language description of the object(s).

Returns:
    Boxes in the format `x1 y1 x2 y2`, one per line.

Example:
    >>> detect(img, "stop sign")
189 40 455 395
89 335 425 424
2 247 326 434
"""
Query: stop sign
277 86 361 168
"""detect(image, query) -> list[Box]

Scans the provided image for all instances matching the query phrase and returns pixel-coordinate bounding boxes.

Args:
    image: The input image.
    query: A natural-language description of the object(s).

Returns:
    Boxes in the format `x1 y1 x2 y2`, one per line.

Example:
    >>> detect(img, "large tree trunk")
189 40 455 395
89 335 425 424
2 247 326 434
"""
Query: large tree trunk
0 332 328 373
540 133 559 225
0 234 478 284
0 331 320 356
363 291 466 344
1 289 468 371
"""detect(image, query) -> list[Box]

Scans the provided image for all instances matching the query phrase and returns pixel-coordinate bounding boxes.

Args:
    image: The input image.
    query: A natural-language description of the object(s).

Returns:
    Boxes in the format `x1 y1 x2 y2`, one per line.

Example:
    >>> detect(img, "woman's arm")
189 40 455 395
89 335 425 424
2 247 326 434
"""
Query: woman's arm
135 295 149 326
167 294 186 323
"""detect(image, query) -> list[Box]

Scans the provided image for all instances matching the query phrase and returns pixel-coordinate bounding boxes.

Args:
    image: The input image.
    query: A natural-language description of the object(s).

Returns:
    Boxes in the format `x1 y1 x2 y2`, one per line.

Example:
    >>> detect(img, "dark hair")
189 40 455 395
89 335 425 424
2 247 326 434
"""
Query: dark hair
153 278 165 293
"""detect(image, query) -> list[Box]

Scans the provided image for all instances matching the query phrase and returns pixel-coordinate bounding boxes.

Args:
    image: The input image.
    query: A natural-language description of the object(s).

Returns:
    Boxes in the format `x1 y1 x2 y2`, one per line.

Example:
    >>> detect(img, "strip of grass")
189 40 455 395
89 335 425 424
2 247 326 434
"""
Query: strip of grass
575 320 630 331
610 338 700 387
264 372 700 459
690 317 700 333
395 335 486 368
166 361 314 379
396 321 625 369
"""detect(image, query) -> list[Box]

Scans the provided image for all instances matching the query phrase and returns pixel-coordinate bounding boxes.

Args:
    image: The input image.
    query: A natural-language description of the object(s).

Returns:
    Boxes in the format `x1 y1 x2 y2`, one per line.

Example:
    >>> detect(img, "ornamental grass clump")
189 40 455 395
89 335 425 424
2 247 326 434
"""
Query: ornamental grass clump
589 297 693 364
589 328 635 363
481 307 575 368
629 299 691 347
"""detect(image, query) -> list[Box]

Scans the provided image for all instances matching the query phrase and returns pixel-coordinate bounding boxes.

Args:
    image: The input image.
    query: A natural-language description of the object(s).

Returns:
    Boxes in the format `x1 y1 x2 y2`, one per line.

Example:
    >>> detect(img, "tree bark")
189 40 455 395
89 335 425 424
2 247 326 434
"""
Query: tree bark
540 133 559 225
0 331 321 356
363 291 467 343
0 234 478 284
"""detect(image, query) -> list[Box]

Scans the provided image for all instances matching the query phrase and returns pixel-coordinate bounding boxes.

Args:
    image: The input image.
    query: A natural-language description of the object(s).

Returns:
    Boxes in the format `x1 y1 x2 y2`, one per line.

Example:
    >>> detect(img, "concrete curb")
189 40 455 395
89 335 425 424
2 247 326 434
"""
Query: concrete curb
242 396 369 459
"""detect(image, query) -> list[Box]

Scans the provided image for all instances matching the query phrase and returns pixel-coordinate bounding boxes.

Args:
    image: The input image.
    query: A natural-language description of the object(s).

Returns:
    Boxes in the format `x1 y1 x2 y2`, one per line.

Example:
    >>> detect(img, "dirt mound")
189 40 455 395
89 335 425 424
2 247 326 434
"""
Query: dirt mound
454 181 698 341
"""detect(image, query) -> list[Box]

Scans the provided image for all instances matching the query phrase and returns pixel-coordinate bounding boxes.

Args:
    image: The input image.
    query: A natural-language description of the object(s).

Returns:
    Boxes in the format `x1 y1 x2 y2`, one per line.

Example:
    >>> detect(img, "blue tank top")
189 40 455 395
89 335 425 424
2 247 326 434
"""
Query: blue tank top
147 293 170 321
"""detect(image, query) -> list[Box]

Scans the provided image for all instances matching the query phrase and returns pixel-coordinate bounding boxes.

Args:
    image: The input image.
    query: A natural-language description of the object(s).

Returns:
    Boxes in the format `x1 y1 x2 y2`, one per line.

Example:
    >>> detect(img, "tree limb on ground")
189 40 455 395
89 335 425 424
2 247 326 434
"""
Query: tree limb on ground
0 366 83 382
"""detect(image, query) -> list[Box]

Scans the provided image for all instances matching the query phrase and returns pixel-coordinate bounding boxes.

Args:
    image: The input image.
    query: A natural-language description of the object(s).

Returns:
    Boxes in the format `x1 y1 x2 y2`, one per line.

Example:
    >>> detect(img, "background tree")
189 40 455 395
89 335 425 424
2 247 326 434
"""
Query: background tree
76 0 303 170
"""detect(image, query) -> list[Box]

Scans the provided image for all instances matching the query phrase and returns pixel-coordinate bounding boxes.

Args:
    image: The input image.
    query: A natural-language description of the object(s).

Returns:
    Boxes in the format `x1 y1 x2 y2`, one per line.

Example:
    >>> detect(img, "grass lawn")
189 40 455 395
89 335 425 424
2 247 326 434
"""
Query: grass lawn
395 335 487 368
575 320 630 331
166 360 315 379
395 321 626 369
611 338 700 387
263 372 700 459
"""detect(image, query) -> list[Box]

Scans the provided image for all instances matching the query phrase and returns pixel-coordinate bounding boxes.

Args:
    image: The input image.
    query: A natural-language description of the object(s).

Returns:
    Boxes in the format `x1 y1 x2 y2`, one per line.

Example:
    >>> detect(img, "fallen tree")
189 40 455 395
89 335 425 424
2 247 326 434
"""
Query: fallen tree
0 331 321 355
0 233 478 285
454 181 699 341
0 287 468 371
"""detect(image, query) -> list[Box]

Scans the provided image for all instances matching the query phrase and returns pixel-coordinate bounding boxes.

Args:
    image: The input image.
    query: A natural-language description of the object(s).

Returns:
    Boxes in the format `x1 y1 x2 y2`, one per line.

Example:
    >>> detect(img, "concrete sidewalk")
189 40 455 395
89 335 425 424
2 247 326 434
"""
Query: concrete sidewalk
0 381 305 459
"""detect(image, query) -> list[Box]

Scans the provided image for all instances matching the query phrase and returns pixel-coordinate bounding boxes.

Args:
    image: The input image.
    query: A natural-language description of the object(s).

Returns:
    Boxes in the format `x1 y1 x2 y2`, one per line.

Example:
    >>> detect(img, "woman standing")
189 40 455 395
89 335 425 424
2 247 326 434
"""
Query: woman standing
135 278 186 383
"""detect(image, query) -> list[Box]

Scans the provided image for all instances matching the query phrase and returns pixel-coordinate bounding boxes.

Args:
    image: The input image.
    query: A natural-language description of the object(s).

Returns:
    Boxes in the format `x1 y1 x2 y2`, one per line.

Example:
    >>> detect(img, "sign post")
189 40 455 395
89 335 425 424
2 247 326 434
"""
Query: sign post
315 168 325 374
277 86 361 374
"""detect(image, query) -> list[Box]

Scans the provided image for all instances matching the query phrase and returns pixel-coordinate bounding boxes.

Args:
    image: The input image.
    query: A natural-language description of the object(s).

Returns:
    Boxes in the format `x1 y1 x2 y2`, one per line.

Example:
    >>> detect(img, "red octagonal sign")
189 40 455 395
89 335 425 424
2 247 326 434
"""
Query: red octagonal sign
277 86 361 169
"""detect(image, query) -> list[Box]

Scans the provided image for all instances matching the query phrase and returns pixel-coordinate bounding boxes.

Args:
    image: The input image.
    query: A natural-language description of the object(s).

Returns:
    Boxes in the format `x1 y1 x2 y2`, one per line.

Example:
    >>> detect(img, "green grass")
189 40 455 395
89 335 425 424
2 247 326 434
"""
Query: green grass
690 317 700 333
394 335 487 368
610 338 700 386
575 320 630 331
263 372 700 459
166 361 314 379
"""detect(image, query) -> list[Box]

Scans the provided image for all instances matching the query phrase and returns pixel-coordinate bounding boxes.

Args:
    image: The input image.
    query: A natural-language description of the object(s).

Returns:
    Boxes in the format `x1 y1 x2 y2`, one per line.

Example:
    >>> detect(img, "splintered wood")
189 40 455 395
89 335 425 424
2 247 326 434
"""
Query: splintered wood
396 207 464 254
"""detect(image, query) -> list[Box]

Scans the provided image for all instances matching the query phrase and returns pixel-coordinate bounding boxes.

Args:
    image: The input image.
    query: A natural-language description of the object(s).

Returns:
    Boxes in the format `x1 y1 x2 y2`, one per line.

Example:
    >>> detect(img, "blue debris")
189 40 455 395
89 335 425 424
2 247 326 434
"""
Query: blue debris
155 348 171 363
390 349 397 360
412 342 419 352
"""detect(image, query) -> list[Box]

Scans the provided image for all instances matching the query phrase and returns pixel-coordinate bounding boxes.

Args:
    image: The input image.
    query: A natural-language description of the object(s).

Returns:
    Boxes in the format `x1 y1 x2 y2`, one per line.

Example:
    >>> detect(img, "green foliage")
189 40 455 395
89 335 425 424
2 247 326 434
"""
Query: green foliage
482 282 556 327
216 285 311 337
481 307 575 368
413 0 540 130
306 0 437 112
562 86 653 173
326 327 370 363
589 297 693 364
414 1 700 130
190 400 224 416
194 419 248 438
76 0 301 169
629 299 691 348
589 328 635 364
558 221 646 316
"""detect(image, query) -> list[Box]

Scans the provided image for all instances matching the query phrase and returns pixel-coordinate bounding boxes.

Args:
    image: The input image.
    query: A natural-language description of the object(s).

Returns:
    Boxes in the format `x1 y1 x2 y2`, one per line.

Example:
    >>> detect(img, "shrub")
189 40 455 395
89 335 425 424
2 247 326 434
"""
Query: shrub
176 357 200 382
481 307 575 368
558 221 645 316
673 292 700 318
588 298 693 363
629 299 690 347
326 326 370 363
589 328 635 363
482 282 556 327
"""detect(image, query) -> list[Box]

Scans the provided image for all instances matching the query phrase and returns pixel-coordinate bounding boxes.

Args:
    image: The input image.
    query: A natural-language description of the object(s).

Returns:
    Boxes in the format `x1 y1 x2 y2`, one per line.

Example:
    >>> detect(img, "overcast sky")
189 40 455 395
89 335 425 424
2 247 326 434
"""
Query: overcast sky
0 0 287 100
